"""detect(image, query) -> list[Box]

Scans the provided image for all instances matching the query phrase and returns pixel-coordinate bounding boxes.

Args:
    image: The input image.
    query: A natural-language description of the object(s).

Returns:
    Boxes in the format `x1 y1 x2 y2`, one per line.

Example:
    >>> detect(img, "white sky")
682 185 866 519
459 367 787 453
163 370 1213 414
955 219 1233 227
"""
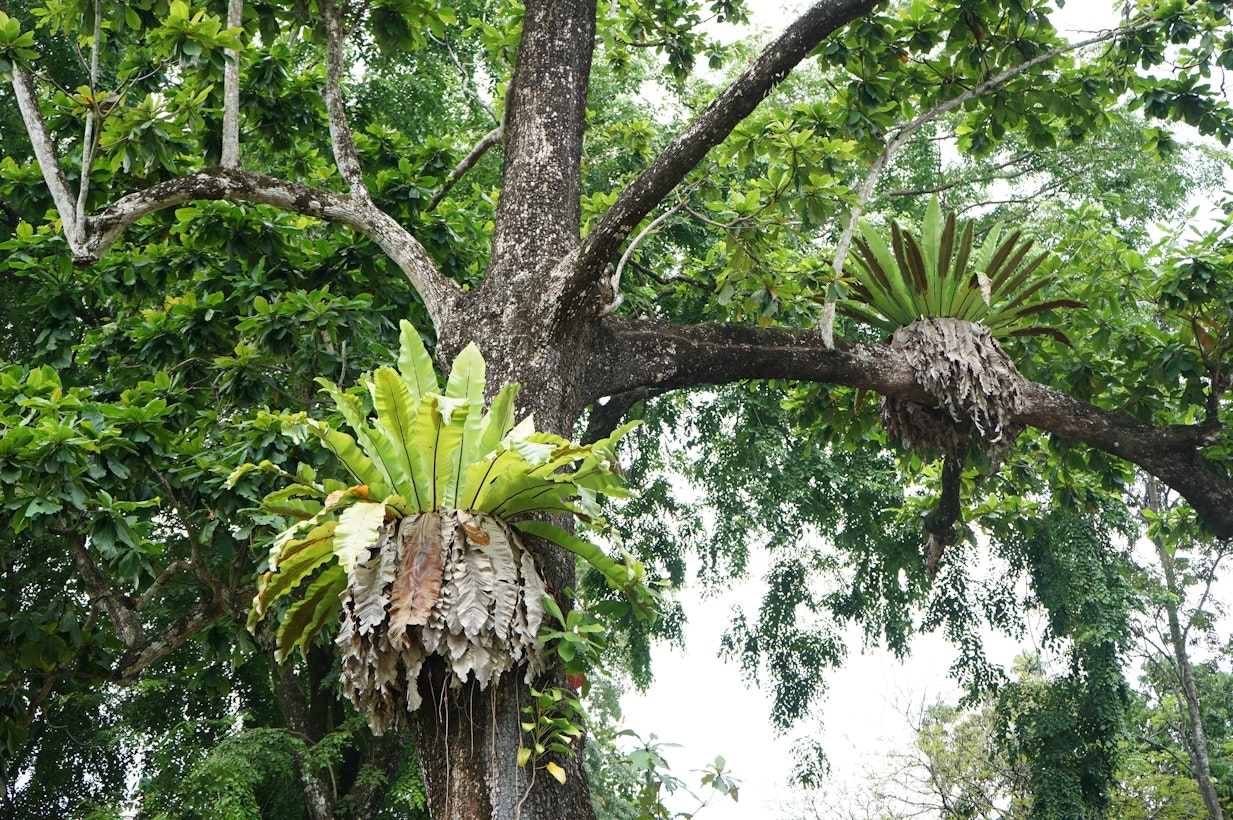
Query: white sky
617 3 1131 819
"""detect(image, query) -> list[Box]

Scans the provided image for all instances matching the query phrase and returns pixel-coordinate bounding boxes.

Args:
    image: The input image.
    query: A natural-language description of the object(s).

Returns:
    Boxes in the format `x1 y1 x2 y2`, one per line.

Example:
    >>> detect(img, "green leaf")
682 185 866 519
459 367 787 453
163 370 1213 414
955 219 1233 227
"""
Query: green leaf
515 521 622 589
398 319 439 399
440 343 486 507
370 366 428 508
275 564 347 661
254 521 338 616
477 382 519 458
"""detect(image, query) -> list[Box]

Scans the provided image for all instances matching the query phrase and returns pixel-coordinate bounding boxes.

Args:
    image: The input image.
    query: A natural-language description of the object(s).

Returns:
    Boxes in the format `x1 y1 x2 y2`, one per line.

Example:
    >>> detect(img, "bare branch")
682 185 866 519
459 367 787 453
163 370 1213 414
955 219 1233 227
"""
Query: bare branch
428 31 499 123
136 559 193 610
426 124 503 211
115 595 231 680
627 258 709 291
220 0 244 169
321 0 369 198
600 197 689 316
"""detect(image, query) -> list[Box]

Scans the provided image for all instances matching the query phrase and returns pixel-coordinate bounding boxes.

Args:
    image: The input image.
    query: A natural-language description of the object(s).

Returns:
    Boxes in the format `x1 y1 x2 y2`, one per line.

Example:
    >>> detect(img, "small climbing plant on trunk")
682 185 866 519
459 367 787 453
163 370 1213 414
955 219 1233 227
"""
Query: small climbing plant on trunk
240 321 655 734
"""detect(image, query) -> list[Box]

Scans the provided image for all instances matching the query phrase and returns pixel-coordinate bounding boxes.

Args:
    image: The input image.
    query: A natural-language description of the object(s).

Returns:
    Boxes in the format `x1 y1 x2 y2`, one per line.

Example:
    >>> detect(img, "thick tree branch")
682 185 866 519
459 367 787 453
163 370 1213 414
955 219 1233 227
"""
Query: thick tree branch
114 595 228 680
220 0 244 168
587 317 1233 538
559 0 881 315
9 65 81 245
75 167 461 328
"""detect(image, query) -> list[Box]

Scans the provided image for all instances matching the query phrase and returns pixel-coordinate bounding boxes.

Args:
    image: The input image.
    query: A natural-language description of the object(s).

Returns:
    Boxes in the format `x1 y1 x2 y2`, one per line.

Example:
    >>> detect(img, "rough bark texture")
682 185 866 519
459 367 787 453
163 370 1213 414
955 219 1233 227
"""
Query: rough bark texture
410 659 594 820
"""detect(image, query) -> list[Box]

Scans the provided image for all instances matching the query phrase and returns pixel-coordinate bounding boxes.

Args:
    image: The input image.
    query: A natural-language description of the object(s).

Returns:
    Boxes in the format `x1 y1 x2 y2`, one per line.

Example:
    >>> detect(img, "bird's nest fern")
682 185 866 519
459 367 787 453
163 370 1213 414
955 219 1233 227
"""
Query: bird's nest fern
237 321 654 733
836 199 1082 577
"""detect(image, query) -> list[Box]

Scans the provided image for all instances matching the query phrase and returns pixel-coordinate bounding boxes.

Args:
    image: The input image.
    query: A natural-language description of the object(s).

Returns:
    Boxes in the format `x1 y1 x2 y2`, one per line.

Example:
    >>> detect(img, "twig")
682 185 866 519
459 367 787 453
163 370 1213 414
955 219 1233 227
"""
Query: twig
426 125 503 211
627 258 709 291
428 32 498 122
599 198 688 316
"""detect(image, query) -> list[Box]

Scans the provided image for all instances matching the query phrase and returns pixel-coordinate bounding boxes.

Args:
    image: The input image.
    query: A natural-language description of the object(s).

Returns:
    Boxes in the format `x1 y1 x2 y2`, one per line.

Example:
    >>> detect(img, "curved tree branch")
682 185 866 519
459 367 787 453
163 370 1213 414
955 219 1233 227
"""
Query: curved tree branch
321 0 369 199
75 168 462 328
586 316 1233 538
9 64 81 245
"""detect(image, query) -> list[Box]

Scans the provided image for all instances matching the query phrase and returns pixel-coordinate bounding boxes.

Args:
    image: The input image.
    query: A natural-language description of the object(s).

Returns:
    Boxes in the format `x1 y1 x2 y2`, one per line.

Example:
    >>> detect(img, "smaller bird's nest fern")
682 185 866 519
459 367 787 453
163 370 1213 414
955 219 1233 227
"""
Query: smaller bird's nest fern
837 198 1081 461
237 321 653 733
835 200 1082 580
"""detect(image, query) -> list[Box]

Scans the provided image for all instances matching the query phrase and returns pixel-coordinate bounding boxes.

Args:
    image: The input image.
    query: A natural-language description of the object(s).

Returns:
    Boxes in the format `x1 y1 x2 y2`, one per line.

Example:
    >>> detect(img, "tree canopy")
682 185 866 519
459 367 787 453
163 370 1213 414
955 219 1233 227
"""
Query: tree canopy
3 0 1233 817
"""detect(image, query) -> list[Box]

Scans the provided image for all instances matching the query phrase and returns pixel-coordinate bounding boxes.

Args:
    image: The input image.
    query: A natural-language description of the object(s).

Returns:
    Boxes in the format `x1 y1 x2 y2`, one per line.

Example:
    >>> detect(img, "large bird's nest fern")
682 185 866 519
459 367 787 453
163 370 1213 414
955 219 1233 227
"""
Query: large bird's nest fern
238 321 653 733
837 199 1081 577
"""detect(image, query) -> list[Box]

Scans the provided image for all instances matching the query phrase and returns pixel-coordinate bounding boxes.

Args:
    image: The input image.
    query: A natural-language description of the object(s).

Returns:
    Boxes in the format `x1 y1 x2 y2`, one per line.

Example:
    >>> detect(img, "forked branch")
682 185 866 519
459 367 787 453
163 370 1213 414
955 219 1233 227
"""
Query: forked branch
80 168 461 326
560 0 881 311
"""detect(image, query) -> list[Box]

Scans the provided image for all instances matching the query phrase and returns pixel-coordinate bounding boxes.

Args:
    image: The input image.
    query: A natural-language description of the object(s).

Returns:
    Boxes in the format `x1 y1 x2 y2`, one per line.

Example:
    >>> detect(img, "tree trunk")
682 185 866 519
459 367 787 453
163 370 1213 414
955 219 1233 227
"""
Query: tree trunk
409 658 595 820
1146 480 1225 820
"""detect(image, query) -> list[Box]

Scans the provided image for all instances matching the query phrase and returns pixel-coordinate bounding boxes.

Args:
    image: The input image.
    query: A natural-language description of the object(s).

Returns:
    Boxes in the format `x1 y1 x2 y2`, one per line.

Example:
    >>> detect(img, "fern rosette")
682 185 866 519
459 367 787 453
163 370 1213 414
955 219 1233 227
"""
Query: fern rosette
238 321 650 733
833 199 1081 578
835 197 1082 465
